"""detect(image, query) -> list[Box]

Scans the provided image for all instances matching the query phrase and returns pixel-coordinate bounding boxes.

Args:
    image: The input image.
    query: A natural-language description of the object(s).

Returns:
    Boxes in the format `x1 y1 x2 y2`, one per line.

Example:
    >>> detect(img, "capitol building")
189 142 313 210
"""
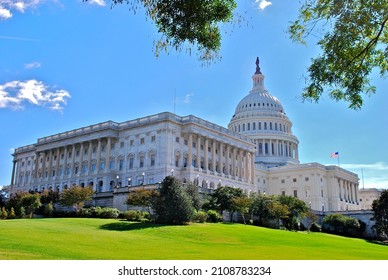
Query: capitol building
10 58 361 212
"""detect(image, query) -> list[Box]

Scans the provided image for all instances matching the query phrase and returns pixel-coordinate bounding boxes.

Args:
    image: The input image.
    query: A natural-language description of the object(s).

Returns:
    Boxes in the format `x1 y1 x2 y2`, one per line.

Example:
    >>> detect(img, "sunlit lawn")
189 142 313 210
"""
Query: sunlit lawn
0 218 387 259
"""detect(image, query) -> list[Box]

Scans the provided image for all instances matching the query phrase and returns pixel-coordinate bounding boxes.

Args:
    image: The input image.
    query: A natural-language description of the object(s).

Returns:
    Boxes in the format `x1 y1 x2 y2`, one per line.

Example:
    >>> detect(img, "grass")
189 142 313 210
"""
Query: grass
0 218 387 260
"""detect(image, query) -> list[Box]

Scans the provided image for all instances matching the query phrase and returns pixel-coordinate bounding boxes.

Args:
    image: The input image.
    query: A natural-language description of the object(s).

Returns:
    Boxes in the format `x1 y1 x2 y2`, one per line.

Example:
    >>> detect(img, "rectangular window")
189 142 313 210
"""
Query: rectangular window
84 148 88 155
305 177 309 181
140 138 145 144
293 190 298 197
91 163 96 172
68 152 72 158
151 135 156 142
293 178 297 183
119 159 124 171
109 160 115 170
184 139 188 145
176 137 180 143
192 142 196 148
120 141 124 148
130 140 134 146
111 143 115 150
100 162 105 170
101 145 106 152
150 155 155 167
76 150 80 157
83 163 88 173
139 157 144 168
281 179 285 184
129 158 134 169
248 123 250 130
281 191 286 196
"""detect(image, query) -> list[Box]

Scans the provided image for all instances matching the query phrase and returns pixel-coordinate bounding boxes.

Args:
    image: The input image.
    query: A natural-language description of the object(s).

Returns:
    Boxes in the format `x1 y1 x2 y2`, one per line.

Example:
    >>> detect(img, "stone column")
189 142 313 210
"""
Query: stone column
262 139 265 156
41 151 46 181
225 145 230 175
251 152 255 183
238 149 243 179
245 151 249 181
188 134 193 168
204 138 209 171
10 160 17 186
197 135 201 169
96 139 102 174
219 142 224 174
63 146 68 178
212 141 216 172
269 139 272 156
55 148 60 179
87 141 93 174
48 149 54 180
232 148 236 177
70 145 76 177
105 137 111 172
79 142 84 175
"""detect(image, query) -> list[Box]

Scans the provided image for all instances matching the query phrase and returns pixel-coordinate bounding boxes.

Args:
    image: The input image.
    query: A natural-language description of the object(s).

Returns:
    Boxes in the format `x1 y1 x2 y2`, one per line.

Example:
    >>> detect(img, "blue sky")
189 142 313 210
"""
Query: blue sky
0 0 387 189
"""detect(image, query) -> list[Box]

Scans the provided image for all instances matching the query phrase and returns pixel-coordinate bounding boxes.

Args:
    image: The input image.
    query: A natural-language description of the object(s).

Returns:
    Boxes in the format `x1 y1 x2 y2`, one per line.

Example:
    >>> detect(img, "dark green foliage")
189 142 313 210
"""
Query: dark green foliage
277 195 309 230
194 210 208 223
85 0 237 62
40 189 60 205
0 187 8 208
20 193 42 218
289 0 388 109
310 222 321 232
184 182 202 211
210 186 244 212
153 176 195 224
372 189 388 239
250 194 308 230
206 209 222 223
123 210 150 222
323 213 362 237
126 188 159 215
59 186 93 212
44 202 54 217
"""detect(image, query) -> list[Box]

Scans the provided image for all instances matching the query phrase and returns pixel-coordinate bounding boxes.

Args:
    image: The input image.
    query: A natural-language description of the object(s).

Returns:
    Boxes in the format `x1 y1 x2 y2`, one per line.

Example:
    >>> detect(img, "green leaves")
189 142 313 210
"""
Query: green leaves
289 0 388 109
87 0 237 62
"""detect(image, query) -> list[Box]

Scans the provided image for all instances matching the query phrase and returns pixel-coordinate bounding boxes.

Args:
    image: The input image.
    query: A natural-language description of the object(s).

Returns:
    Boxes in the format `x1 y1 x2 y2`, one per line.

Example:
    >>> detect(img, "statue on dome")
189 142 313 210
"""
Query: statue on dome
255 57 262 74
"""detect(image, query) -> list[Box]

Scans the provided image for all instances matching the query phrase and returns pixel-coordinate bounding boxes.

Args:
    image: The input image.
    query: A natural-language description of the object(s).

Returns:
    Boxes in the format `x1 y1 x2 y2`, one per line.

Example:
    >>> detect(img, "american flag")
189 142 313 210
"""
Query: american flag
330 152 339 158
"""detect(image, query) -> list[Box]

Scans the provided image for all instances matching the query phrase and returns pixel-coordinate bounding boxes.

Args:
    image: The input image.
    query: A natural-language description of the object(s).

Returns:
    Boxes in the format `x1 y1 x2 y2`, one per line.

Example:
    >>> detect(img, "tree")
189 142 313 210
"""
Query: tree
0 187 8 208
184 182 202 211
277 195 309 230
0 207 8 219
153 176 195 224
84 0 237 62
126 188 159 215
372 189 388 239
289 0 388 109
20 193 42 218
231 195 251 224
59 186 93 213
211 186 244 213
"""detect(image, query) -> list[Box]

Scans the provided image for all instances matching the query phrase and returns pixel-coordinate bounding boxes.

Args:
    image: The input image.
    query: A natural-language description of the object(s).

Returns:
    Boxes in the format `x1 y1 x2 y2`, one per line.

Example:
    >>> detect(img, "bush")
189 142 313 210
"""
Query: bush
123 210 150 222
194 210 208 223
1 207 8 219
19 206 26 218
78 207 93 218
310 222 321 232
8 207 16 219
207 210 222 223
95 207 121 219
44 202 54 217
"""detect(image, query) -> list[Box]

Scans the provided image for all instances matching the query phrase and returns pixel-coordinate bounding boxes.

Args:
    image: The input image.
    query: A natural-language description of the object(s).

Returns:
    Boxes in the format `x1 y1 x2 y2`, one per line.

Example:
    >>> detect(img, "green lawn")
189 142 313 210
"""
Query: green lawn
0 218 387 260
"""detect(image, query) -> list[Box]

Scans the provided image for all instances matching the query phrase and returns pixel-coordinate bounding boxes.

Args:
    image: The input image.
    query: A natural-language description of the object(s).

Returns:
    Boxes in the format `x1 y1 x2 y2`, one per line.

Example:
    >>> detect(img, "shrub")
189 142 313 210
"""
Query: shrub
8 207 16 219
123 210 150 222
1 207 8 219
96 207 120 219
44 202 54 217
194 210 208 223
207 210 222 223
78 207 93 218
19 206 26 218
310 222 321 232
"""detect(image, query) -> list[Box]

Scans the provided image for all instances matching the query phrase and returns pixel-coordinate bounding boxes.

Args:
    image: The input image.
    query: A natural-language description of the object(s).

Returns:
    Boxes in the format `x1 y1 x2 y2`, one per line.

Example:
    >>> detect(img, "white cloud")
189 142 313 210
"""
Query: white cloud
0 0 44 20
183 93 194 104
87 0 106 6
0 7 12 19
25 61 41 69
256 0 272 10
0 79 71 112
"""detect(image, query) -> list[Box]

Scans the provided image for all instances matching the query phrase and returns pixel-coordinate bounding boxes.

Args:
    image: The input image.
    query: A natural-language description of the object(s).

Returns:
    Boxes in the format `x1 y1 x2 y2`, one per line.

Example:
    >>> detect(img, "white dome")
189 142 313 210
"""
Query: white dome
228 57 299 167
